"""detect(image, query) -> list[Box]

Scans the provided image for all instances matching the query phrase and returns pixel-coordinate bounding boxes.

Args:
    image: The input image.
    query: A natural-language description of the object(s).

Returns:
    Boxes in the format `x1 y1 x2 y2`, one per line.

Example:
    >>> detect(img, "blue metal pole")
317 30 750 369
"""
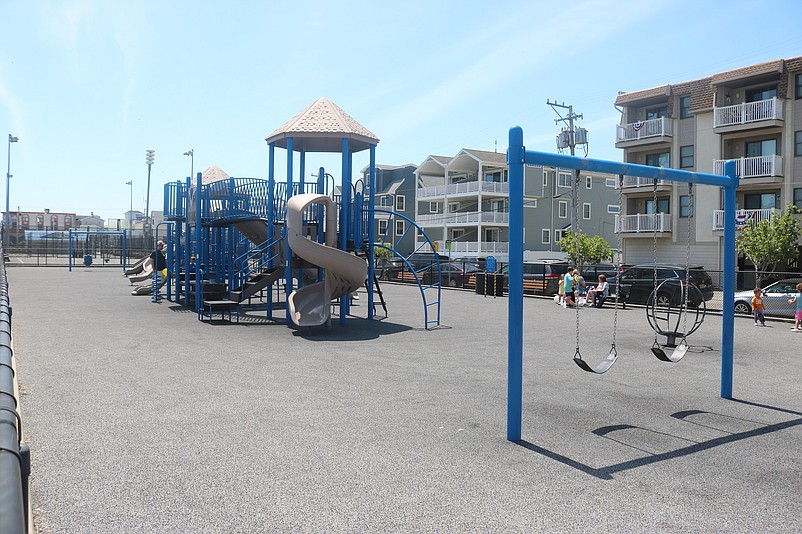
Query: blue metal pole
367 145 376 320
195 171 202 315
285 137 294 325
184 178 191 307
299 150 305 194
267 144 275 319
721 160 738 398
340 138 350 324
507 127 524 442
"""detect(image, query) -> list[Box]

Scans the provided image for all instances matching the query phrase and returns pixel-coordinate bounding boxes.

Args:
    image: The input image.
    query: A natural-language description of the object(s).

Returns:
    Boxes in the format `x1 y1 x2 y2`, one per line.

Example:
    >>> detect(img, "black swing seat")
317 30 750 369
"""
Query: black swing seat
573 347 618 374
651 339 688 363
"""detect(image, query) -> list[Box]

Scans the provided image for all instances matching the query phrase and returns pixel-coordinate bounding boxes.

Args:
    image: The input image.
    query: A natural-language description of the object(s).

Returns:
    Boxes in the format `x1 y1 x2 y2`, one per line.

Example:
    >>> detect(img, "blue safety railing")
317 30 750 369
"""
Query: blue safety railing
231 228 285 297
164 181 185 219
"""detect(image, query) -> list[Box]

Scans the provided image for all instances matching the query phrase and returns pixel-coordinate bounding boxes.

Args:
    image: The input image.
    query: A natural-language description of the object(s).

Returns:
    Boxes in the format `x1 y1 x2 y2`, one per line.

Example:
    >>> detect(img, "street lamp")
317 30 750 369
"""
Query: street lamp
5 134 19 249
125 180 133 230
145 149 155 239
183 149 194 181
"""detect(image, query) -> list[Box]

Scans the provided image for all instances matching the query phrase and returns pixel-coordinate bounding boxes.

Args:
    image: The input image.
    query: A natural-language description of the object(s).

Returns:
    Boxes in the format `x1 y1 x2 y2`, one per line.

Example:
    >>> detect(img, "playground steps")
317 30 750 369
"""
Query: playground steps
230 268 281 303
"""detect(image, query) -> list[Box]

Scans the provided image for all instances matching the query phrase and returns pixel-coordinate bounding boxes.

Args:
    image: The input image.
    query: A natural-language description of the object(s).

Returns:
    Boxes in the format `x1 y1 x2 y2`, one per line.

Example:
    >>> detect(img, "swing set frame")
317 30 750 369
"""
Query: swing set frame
506 126 739 442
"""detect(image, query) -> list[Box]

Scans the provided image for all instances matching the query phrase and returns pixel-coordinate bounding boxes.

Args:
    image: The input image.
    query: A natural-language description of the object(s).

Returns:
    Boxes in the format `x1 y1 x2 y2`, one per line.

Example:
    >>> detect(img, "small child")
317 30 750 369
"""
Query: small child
751 287 765 326
557 274 565 305
789 282 802 333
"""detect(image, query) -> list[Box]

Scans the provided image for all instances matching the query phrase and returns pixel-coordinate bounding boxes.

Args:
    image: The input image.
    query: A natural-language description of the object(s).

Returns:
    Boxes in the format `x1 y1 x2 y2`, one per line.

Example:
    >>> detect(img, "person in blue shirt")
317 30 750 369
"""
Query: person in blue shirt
563 267 576 307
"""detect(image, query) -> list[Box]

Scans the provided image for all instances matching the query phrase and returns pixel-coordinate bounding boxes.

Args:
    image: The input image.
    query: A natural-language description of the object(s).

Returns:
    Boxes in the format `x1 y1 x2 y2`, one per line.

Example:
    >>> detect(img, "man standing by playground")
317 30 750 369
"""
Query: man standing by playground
151 240 167 282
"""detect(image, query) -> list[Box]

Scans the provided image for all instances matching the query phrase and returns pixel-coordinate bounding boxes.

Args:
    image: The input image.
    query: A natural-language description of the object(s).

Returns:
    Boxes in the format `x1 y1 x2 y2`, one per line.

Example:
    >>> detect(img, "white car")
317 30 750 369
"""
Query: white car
733 278 801 317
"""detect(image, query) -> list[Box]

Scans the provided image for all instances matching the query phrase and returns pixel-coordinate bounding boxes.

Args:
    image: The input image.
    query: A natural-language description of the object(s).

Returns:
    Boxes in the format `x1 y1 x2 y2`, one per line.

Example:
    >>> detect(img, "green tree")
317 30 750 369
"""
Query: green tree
558 230 613 267
736 204 801 284
373 246 392 259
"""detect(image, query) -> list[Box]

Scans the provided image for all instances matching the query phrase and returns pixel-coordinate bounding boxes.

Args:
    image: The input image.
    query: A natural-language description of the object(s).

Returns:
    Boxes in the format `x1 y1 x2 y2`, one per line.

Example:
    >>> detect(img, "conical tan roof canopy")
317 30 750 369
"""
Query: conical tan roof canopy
200 165 230 185
265 97 379 153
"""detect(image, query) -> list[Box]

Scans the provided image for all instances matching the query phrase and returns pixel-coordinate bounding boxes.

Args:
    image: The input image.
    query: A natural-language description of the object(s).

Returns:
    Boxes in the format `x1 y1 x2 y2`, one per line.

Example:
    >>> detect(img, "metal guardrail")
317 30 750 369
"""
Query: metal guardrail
0 247 30 534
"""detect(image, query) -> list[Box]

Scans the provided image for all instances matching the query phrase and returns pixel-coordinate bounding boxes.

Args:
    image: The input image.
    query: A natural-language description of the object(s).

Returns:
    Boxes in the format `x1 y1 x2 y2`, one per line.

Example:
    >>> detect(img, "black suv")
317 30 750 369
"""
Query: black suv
610 264 714 306
374 257 405 280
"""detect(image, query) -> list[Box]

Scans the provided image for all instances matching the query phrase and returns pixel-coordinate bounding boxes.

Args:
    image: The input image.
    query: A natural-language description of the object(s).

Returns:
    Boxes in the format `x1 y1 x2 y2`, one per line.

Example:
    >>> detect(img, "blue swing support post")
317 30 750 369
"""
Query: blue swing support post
506 125 738 442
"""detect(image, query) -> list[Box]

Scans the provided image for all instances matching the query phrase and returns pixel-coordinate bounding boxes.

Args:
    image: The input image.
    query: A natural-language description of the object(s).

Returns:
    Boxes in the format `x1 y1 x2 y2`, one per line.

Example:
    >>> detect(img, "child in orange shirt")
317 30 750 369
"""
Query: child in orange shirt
751 287 765 326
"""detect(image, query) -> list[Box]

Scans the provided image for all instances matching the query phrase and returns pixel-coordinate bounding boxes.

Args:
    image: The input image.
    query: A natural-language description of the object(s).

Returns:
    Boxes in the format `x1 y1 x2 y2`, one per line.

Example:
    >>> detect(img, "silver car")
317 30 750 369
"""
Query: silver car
733 278 802 317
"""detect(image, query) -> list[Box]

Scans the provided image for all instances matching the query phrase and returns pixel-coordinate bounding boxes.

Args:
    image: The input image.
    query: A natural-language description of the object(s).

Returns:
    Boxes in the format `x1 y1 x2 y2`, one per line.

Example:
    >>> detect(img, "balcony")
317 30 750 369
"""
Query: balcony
712 208 778 231
713 98 783 132
417 210 509 226
617 176 669 189
417 180 509 200
418 240 509 254
615 117 672 148
713 155 783 180
615 213 672 234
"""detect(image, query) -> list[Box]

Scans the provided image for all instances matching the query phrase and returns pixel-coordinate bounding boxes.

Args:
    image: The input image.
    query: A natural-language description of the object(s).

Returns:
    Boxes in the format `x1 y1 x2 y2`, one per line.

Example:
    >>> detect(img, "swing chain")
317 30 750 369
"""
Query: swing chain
612 174 624 349
574 169 581 355
683 182 693 338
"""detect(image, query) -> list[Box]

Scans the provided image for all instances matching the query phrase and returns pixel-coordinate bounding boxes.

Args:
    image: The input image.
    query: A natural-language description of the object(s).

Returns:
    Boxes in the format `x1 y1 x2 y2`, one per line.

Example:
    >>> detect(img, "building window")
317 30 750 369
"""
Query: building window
646 198 670 214
542 172 548 187
450 229 464 240
524 198 538 209
395 220 405 236
746 139 777 157
679 195 692 218
21 214 29 228
582 203 591 219
429 201 439 213
555 229 565 242
794 188 802 210
585 176 592 189
395 195 405 211
448 202 459 213
646 105 667 119
796 131 802 157
646 152 669 167
796 74 802 99
680 145 694 168
541 229 550 244
679 96 692 119
378 220 388 235
558 200 568 219
744 192 777 210
605 178 616 188
746 86 777 102
607 205 620 214
557 171 572 188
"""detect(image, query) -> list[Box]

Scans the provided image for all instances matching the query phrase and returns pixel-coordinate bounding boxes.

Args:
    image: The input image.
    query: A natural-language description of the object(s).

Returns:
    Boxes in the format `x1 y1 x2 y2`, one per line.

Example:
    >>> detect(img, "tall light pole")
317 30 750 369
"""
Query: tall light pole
5 134 19 249
125 180 133 230
183 149 194 180
145 149 155 240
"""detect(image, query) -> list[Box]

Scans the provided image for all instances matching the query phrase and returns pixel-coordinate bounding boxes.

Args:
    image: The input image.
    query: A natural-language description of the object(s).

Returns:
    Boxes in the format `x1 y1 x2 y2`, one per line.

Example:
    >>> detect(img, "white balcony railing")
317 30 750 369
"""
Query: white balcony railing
417 240 509 254
713 155 783 178
713 97 783 128
616 117 672 143
712 208 778 231
417 180 509 200
417 211 509 226
615 213 672 233
617 176 668 189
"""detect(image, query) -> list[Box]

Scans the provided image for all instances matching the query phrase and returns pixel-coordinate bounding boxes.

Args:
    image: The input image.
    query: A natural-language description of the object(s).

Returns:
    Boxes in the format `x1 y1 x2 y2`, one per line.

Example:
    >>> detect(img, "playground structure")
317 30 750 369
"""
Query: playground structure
153 98 442 328
506 125 739 442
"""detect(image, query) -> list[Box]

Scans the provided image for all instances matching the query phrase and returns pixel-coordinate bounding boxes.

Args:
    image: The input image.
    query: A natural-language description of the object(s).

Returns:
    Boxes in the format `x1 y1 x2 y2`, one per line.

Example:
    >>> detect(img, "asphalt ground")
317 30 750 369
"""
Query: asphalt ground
8 267 802 533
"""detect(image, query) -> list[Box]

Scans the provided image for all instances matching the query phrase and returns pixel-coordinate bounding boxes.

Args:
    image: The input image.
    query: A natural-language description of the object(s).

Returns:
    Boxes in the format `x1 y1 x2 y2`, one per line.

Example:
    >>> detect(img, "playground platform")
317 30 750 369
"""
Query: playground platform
9 267 801 533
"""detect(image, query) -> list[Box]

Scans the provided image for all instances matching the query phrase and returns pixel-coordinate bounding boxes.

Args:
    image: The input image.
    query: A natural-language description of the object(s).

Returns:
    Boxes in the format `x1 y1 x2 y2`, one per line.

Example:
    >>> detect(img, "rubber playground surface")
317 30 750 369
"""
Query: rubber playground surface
9 267 801 533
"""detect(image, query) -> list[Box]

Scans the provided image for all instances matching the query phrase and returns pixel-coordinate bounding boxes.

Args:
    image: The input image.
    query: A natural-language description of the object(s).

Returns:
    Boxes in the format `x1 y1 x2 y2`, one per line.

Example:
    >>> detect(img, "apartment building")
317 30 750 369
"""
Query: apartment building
614 56 802 271
414 148 619 262
361 163 417 256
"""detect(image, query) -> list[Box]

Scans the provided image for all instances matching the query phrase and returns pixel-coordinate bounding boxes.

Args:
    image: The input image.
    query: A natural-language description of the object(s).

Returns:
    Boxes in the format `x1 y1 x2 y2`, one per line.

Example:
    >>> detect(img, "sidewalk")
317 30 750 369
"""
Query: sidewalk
9 268 802 533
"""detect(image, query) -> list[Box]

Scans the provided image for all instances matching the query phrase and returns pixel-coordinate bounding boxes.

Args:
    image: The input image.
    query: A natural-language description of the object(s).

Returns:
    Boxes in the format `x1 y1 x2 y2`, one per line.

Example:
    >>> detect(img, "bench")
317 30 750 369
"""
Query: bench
522 279 547 293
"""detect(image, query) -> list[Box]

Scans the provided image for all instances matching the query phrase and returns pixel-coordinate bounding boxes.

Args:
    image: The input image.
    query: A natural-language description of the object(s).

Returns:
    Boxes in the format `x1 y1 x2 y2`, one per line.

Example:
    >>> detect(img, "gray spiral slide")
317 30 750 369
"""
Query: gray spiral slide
286 194 367 327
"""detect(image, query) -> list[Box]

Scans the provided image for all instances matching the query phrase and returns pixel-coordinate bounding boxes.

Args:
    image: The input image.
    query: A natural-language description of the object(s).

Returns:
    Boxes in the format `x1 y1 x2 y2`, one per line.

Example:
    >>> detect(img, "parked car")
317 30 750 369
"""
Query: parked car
609 264 714 306
422 262 473 288
407 252 449 271
733 278 802 317
577 262 630 286
374 257 405 281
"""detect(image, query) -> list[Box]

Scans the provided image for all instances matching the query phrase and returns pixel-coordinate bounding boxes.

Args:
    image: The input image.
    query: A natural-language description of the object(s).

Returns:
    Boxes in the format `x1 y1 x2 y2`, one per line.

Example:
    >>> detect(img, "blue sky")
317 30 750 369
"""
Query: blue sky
2 0 802 221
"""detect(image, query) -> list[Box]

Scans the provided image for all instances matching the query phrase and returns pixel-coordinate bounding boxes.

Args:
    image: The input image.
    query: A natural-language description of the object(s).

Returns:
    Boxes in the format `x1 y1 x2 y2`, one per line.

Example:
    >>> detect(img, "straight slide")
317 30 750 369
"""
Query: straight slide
286 194 367 327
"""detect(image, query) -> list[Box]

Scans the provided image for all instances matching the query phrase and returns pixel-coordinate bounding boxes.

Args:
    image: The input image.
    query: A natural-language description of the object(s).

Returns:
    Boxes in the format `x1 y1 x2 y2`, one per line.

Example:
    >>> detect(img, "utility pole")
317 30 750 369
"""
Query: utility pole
547 100 588 234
